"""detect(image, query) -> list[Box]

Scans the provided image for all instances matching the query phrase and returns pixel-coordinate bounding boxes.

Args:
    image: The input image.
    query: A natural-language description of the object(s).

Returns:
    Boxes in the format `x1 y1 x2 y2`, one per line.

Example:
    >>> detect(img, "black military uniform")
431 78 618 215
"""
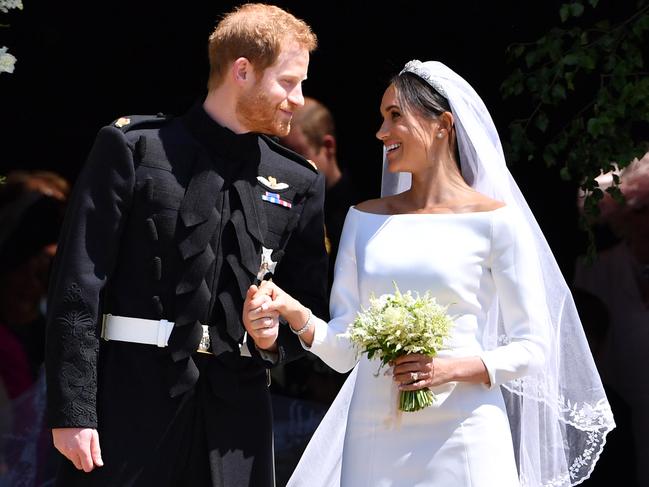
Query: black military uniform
45 103 329 486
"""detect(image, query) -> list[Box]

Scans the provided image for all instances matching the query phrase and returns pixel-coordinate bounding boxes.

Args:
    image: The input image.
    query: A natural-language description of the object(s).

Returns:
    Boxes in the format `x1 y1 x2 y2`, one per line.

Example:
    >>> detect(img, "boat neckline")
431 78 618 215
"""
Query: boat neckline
350 205 508 217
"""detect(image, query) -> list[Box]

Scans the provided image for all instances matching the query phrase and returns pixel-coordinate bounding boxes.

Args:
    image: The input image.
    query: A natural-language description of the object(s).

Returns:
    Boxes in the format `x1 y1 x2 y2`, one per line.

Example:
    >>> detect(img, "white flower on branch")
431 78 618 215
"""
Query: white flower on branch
0 0 23 13
0 46 17 74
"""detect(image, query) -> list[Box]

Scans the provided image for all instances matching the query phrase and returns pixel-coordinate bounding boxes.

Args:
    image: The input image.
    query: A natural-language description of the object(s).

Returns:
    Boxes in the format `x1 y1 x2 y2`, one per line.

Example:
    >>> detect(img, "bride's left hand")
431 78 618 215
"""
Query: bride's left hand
392 354 451 391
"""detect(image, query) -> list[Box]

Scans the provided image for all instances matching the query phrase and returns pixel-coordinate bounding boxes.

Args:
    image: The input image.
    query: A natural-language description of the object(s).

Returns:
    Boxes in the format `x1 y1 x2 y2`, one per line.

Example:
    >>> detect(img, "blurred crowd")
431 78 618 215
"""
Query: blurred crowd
0 171 69 487
0 115 646 486
573 153 649 487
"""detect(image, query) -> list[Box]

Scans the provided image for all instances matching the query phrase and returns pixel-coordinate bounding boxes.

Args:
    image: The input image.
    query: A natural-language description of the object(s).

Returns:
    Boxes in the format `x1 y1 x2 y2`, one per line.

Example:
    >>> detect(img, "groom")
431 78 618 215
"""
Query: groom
45 4 328 486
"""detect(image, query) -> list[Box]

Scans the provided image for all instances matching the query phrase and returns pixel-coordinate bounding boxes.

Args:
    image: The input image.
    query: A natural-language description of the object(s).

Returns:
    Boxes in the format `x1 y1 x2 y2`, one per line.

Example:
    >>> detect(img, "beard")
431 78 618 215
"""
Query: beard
236 84 292 136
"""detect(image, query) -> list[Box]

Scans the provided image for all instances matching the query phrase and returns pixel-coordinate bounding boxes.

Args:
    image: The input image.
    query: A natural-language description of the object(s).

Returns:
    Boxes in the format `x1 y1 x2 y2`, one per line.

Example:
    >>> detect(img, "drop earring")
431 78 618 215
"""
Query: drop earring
436 132 444 139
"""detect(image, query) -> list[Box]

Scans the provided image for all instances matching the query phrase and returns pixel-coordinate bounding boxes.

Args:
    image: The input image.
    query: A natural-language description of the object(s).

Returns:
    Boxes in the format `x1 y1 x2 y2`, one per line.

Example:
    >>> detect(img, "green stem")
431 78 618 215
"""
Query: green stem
399 389 436 412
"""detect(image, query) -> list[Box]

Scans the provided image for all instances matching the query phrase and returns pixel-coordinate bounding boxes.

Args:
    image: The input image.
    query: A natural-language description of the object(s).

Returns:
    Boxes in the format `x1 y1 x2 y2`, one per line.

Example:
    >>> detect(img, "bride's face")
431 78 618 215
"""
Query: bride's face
376 84 437 174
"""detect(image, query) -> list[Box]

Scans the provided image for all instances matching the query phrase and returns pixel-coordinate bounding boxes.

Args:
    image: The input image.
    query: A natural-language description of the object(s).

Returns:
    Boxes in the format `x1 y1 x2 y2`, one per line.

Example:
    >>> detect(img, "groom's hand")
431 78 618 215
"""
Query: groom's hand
243 284 280 351
52 427 103 472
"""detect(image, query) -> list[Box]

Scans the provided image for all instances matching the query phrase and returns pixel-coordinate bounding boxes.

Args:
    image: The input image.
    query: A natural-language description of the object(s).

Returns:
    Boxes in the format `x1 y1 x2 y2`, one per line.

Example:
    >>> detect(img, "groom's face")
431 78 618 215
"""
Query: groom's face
236 41 309 137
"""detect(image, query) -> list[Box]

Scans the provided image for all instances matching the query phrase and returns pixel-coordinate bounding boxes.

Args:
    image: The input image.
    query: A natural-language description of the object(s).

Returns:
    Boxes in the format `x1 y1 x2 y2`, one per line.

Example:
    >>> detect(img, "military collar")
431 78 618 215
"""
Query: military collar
181 102 260 165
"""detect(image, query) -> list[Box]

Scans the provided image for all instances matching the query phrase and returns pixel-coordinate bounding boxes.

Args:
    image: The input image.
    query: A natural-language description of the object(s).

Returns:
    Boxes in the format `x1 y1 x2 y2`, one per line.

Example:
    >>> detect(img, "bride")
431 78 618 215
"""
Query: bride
243 60 614 486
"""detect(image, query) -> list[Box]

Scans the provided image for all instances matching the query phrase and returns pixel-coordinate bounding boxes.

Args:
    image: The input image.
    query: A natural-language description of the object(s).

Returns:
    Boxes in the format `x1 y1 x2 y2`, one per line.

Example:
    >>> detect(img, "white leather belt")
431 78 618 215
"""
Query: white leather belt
101 314 252 357
101 314 175 348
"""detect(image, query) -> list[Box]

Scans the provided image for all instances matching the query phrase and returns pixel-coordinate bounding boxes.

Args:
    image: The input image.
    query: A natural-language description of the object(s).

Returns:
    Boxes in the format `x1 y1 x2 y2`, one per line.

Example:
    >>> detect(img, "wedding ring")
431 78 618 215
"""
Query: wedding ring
411 372 419 381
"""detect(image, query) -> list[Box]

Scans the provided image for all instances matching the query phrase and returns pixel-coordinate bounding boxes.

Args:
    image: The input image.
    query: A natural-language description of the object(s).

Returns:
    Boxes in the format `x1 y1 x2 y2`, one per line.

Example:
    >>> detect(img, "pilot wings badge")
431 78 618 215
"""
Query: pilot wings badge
257 176 289 191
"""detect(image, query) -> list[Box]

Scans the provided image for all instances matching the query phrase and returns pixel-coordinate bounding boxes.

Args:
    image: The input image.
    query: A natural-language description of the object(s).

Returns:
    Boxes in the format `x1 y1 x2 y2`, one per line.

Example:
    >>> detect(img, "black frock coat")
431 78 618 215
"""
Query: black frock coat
44 103 329 487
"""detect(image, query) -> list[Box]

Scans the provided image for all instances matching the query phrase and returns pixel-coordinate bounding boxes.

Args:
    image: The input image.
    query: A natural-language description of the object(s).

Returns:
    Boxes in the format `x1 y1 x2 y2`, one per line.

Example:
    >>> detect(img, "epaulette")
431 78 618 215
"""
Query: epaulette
260 134 319 174
110 113 173 133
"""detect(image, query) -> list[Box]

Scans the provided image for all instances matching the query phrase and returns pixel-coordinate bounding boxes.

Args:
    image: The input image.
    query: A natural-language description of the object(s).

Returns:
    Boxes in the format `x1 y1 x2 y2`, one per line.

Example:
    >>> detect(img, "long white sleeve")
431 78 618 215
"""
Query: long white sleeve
478 210 549 387
302 209 360 373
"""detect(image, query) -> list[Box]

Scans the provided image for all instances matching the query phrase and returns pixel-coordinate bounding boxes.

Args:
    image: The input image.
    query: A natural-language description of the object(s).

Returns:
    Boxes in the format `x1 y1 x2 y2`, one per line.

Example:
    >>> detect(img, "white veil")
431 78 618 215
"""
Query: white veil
288 60 614 487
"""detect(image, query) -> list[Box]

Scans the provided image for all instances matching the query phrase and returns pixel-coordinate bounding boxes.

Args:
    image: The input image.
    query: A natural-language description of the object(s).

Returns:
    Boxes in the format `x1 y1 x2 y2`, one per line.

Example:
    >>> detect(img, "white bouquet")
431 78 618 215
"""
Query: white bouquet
345 283 454 412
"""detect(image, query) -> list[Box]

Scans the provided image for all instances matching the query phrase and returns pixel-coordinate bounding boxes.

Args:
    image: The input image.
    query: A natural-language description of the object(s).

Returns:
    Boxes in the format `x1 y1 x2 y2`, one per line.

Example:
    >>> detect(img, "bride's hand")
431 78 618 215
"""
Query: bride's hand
393 354 490 389
392 354 451 391
253 281 314 341
256 280 293 315
255 281 305 321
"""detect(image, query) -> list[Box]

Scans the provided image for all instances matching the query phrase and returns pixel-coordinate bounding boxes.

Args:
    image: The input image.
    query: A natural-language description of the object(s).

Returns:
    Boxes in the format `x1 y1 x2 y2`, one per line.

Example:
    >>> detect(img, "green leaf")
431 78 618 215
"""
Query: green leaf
525 75 539 91
565 71 575 90
570 2 585 17
607 185 625 204
564 53 579 65
587 117 600 136
632 14 649 37
600 34 616 49
543 150 556 166
588 0 599 7
595 20 610 30
603 54 616 72
552 83 567 100
535 112 549 132
580 54 596 70
560 167 572 180
560 4 571 22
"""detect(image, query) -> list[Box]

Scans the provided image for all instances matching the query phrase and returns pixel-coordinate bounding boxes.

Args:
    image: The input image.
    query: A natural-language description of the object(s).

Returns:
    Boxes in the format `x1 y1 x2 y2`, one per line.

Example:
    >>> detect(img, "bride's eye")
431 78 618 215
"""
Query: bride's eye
390 110 401 120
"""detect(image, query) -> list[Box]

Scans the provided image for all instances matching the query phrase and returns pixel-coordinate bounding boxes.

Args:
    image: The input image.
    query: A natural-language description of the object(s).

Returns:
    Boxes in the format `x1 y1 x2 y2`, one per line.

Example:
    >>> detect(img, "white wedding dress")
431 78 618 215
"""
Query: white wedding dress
295 205 549 487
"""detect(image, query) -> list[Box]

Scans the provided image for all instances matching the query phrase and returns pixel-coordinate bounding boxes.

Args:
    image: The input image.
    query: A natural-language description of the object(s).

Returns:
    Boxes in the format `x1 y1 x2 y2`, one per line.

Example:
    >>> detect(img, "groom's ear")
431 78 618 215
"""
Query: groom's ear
232 57 255 87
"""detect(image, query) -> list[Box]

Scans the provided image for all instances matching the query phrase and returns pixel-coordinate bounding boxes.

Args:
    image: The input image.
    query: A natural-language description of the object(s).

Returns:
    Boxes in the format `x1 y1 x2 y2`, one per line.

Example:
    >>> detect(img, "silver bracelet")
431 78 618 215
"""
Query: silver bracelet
290 308 312 336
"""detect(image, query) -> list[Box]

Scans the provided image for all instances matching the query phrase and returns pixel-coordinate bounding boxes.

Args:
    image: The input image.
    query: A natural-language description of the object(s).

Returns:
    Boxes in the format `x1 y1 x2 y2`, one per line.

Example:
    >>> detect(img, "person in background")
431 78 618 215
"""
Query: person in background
280 96 358 290
0 170 69 487
274 98 358 483
0 171 69 382
574 152 649 486
571 288 638 486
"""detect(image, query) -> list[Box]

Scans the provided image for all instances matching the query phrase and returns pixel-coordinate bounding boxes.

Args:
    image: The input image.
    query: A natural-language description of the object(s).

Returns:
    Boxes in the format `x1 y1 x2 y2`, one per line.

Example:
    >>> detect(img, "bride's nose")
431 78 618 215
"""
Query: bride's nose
376 120 389 141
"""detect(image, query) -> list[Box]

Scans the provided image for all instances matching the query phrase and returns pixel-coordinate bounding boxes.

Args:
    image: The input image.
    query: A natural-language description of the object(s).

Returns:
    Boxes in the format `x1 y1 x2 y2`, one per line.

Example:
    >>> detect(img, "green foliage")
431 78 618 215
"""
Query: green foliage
502 0 649 257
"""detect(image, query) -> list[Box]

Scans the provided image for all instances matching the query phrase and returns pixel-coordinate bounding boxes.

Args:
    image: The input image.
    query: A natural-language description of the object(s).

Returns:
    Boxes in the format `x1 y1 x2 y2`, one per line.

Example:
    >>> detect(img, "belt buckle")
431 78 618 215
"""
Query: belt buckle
197 325 213 355
100 313 110 340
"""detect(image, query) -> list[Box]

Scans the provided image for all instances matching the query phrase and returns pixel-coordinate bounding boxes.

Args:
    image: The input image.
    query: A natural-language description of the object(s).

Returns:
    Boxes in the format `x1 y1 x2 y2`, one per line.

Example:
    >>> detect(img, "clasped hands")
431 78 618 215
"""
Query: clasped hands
242 280 302 352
